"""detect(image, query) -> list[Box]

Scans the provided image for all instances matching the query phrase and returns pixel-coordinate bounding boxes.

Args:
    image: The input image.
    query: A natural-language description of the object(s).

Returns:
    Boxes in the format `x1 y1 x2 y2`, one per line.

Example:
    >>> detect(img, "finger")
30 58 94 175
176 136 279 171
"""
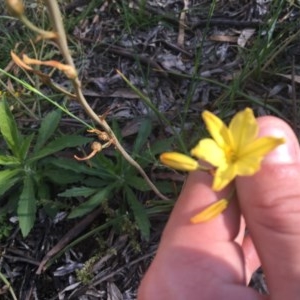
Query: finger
139 170 260 300
236 116 300 299
161 170 241 248
242 233 261 283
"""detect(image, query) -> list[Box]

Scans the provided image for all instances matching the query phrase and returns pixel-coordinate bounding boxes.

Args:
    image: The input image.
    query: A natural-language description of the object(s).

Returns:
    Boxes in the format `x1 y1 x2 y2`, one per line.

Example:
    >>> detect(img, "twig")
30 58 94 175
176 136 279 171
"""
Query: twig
177 0 189 47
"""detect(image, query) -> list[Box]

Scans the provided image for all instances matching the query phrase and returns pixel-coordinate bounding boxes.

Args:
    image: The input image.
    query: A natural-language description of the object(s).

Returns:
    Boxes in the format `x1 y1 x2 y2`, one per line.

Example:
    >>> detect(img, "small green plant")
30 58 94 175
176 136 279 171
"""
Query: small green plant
0 213 12 240
0 98 92 236
56 118 175 240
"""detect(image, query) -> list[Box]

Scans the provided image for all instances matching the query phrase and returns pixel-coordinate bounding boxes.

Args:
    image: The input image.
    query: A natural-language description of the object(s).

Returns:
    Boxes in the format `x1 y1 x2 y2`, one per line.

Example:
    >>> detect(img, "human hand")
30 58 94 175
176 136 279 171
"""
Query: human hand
138 116 300 300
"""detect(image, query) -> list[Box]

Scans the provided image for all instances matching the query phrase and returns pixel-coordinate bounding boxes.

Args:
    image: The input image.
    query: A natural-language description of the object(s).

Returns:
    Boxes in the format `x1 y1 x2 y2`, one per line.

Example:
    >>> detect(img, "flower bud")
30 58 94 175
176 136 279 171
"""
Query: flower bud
160 152 199 171
6 0 24 17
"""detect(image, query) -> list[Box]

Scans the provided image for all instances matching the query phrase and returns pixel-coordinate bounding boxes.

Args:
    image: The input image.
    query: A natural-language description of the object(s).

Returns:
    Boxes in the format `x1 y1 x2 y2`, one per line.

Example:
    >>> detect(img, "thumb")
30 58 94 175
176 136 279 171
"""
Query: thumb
236 116 300 299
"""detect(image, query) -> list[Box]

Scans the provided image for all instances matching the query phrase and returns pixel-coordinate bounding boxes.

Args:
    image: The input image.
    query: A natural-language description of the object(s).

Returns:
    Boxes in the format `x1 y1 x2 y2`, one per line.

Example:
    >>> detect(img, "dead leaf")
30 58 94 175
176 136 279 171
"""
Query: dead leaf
237 28 256 47
209 35 238 43
275 73 300 84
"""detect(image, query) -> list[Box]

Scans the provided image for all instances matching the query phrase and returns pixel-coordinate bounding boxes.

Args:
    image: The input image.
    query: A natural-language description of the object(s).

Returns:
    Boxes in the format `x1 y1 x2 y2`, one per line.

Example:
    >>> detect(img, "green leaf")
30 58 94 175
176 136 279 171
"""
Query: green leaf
68 186 114 219
43 201 59 219
0 169 22 196
132 118 152 155
155 180 181 194
45 169 83 184
17 176 36 237
112 119 123 141
19 133 35 160
0 155 20 166
0 99 22 157
91 152 116 174
145 199 175 215
149 137 175 155
29 135 92 162
45 157 96 174
34 110 62 152
82 177 113 188
37 181 51 200
59 187 97 198
135 138 175 169
125 186 150 240
126 176 151 191
46 157 116 180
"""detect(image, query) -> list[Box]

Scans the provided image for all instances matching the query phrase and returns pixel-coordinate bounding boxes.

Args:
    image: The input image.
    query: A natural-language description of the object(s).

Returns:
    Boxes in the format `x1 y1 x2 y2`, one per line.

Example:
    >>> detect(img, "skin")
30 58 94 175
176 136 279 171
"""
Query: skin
138 116 300 300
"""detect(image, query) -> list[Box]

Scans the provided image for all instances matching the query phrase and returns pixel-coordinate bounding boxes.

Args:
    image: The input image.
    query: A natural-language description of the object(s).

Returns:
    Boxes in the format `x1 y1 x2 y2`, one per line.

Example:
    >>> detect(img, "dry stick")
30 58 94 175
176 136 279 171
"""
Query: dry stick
177 0 189 47
43 0 168 201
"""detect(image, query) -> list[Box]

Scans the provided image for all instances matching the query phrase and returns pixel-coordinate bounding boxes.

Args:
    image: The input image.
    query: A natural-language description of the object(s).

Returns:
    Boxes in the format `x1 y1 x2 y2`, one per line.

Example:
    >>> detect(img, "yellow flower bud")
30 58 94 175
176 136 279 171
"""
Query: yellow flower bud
190 199 229 223
160 152 199 171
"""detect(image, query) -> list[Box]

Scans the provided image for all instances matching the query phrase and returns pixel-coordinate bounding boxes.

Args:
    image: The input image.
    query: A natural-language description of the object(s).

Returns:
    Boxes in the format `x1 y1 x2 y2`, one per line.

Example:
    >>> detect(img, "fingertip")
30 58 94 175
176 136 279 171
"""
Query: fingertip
257 116 300 164
236 116 300 298
242 234 261 284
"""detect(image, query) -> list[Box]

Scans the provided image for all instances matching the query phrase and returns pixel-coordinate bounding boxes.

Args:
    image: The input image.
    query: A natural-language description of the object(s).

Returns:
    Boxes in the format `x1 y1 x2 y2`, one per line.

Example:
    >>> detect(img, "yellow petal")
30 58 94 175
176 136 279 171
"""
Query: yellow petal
202 110 233 149
235 156 262 176
234 136 284 176
191 138 226 167
190 199 229 223
240 136 285 158
160 152 199 171
229 108 258 152
212 164 236 191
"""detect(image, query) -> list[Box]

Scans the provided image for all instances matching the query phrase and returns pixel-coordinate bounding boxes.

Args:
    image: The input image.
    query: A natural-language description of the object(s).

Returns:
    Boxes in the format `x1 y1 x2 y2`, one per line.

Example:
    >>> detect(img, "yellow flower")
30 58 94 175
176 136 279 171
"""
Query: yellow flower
190 199 229 223
191 108 285 191
160 152 199 171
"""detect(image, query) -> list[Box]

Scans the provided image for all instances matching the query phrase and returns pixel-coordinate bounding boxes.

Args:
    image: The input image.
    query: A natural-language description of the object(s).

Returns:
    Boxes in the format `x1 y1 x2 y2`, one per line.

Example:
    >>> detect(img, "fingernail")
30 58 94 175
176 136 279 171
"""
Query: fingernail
260 119 300 164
